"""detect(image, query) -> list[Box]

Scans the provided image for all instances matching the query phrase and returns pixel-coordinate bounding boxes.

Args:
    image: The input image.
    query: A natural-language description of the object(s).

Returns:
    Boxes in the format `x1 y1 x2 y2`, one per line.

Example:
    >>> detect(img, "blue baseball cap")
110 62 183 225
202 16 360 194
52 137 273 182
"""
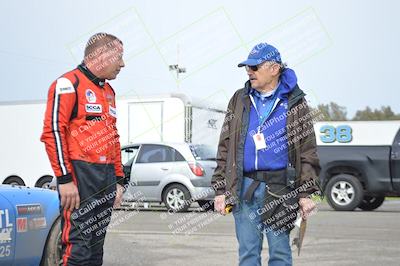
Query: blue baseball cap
238 43 282 67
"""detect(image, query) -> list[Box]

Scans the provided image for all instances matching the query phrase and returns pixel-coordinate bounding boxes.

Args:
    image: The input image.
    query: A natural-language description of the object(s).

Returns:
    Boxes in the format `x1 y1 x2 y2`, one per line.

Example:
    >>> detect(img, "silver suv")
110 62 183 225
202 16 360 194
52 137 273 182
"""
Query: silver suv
121 142 216 212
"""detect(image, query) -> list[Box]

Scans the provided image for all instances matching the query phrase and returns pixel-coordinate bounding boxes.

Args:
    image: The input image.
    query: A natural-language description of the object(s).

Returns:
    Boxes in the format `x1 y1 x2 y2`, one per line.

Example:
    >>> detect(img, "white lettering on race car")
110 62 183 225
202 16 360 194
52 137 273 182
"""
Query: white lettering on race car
0 209 13 228
0 245 12 258
0 209 13 245
0 228 12 243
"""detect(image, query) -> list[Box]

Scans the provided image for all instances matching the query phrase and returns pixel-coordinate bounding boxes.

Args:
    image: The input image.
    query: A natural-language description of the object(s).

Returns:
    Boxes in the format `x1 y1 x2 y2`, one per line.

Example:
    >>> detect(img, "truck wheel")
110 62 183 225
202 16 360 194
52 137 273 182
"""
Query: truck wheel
325 174 364 211
358 196 385 211
41 217 62 266
198 200 214 212
163 184 191 212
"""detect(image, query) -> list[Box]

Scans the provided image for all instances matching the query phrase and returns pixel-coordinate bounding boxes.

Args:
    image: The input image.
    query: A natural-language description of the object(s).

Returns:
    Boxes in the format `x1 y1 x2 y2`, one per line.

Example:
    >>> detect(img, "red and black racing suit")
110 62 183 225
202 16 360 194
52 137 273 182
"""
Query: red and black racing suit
41 64 125 266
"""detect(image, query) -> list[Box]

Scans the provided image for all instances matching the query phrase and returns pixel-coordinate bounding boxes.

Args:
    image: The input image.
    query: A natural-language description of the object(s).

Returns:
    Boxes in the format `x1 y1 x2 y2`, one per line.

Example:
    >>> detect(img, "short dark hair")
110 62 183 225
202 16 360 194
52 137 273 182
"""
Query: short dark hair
84 33 123 59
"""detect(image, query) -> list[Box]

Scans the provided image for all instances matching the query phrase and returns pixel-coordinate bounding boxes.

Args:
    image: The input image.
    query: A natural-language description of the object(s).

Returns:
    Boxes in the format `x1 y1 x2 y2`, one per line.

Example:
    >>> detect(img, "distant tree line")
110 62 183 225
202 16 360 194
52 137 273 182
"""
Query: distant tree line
313 102 400 121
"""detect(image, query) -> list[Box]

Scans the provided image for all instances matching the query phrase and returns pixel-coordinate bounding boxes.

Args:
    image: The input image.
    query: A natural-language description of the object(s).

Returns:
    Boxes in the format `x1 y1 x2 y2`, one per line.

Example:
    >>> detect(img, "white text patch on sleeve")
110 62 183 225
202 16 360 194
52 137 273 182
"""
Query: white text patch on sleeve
55 77 75 94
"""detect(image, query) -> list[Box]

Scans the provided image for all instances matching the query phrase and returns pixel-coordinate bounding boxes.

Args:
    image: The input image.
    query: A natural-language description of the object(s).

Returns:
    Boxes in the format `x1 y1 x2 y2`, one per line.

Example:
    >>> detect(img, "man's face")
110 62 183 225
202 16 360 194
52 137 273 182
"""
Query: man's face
98 42 125 80
246 61 280 91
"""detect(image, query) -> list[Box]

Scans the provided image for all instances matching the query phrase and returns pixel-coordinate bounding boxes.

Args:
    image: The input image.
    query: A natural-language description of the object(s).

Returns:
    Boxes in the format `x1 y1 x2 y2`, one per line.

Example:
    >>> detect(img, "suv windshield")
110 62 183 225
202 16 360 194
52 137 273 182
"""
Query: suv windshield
190 144 216 160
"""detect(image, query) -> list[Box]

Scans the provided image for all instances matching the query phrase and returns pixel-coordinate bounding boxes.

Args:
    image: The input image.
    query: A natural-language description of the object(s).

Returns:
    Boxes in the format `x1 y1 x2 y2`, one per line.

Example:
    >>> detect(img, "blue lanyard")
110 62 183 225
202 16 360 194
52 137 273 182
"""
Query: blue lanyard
249 94 280 132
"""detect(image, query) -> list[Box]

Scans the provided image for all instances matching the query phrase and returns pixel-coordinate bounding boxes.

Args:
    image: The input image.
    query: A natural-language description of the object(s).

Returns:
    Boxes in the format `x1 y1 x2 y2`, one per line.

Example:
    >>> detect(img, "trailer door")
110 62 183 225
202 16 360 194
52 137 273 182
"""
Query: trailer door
391 128 400 191
190 107 225 147
128 101 163 143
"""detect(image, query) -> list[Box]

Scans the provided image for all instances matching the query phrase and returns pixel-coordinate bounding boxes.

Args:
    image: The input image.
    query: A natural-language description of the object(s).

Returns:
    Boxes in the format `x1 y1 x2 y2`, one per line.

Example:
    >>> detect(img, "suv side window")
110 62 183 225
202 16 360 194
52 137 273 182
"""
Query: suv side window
137 145 174 163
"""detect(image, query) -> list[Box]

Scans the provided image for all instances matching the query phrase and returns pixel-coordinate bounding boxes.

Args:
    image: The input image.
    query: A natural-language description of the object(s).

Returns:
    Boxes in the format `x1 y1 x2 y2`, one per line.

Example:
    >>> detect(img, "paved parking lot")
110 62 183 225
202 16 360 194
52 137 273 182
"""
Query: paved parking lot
103 200 400 266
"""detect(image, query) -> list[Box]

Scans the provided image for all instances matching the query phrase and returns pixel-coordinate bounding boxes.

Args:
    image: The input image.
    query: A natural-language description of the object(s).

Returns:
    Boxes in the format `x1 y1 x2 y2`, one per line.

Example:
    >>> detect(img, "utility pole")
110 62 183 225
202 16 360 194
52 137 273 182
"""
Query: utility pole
168 44 186 89
168 64 186 80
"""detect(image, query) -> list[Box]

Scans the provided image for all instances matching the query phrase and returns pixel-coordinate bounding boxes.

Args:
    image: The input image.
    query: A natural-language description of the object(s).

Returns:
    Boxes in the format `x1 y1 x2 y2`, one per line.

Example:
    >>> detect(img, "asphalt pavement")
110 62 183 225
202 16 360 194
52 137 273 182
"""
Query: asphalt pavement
103 200 400 266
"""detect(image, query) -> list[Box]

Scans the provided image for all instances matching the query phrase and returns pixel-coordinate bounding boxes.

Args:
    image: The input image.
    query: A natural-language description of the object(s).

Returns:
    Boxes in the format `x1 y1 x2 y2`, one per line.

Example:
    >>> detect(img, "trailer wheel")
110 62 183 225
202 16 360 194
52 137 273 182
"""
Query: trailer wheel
325 174 364 211
36 176 53 189
3 175 25 186
41 216 62 266
358 196 385 211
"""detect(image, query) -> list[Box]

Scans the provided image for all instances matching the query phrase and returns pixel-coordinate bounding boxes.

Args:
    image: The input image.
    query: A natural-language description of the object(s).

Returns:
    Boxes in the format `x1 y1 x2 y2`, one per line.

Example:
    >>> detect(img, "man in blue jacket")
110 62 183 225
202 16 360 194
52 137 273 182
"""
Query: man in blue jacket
212 43 320 266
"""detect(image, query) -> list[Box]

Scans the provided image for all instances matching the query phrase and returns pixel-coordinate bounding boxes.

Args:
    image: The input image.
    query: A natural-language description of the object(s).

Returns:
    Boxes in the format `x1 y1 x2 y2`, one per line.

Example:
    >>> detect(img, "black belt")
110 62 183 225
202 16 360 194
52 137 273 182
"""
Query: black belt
243 169 286 201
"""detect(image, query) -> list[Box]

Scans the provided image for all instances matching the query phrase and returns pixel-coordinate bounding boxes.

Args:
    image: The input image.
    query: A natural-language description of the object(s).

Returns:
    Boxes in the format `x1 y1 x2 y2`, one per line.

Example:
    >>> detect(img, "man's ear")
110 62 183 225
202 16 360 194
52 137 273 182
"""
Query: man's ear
272 64 281 76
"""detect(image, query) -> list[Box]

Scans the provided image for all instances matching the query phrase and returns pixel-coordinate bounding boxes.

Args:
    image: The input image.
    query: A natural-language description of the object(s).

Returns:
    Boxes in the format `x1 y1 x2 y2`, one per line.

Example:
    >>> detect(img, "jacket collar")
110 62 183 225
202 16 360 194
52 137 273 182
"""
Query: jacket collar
288 85 305 109
78 63 106 87
241 81 252 110
241 80 305 110
244 80 252 95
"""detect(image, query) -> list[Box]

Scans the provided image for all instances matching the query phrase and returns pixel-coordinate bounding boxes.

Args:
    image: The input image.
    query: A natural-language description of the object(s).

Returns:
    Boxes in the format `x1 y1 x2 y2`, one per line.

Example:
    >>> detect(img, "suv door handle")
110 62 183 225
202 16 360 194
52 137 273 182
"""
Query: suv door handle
161 167 169 171
392 151 398 159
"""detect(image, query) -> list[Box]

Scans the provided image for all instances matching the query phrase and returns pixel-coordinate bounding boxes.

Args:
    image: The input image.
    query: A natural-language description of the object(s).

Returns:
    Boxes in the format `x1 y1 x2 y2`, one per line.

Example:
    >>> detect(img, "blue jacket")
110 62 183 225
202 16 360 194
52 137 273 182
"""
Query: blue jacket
243 68 298 172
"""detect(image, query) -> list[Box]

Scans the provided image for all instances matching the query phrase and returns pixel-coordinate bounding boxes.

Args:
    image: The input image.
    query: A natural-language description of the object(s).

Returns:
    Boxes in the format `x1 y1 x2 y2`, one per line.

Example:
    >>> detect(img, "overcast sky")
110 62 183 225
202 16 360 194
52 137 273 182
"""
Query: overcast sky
1 0 399 117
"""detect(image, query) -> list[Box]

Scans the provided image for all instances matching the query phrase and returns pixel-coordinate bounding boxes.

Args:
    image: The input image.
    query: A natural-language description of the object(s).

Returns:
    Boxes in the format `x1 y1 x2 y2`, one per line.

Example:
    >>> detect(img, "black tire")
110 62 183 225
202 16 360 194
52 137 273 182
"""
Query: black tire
358 196 385 211
41 216 62 266
36 176 53 189
325 174 364 211
163 184 191 212
3 176 25 186
198 200 214 212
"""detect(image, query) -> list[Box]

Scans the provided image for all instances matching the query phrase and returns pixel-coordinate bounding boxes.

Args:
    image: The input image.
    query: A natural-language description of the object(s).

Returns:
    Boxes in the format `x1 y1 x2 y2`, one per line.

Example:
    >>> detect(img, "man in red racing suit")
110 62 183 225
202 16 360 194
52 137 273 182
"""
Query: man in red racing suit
41 33 126 266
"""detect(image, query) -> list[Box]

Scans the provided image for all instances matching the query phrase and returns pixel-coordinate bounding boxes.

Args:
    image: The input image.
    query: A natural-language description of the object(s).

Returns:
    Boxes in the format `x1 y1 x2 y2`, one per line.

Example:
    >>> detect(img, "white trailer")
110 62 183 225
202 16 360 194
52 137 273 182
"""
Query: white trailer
0 93 226 188
0 100 53 188
116 93 226 147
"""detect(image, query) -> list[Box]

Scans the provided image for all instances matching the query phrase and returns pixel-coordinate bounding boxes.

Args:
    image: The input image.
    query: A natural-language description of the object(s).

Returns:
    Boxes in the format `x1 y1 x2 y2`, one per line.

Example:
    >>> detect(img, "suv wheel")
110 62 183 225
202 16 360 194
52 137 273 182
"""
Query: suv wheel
163 184 191 212
325 174 364 211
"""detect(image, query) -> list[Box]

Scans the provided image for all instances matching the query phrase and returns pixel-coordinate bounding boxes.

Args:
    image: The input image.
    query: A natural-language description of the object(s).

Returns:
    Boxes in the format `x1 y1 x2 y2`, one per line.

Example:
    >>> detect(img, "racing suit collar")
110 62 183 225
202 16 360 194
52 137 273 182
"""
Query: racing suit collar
78 63 106 87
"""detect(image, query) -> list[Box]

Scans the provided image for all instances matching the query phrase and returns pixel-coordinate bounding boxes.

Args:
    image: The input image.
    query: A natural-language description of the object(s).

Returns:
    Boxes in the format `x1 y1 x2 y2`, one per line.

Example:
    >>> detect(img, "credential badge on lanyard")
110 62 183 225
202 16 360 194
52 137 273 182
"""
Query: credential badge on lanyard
253 130 267 150
249 94 268 150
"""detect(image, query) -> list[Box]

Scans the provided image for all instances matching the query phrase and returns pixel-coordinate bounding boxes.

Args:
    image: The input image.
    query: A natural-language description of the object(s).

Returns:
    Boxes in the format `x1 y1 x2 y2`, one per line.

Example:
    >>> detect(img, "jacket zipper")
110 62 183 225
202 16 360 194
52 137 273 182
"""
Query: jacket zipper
253 97 281 171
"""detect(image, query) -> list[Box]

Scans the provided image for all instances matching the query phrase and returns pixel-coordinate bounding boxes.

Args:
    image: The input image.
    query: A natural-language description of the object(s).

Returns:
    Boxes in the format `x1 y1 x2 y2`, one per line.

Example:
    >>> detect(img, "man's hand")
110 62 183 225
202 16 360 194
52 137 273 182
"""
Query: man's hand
59 182 80 211
113 184 125 208
214 195 226 215
299 197 316 220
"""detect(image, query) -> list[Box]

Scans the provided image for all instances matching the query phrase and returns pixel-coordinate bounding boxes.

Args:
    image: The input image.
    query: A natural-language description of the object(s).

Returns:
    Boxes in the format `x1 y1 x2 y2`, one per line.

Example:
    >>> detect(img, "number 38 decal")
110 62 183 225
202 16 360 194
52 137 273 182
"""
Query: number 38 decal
320 125 352 143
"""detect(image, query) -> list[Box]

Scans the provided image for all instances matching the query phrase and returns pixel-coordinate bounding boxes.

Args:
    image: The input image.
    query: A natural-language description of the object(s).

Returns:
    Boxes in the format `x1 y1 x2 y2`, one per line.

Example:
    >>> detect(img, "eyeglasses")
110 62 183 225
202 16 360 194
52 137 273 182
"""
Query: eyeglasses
245 65 260 71
245 62 269 72
245 62 284 72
